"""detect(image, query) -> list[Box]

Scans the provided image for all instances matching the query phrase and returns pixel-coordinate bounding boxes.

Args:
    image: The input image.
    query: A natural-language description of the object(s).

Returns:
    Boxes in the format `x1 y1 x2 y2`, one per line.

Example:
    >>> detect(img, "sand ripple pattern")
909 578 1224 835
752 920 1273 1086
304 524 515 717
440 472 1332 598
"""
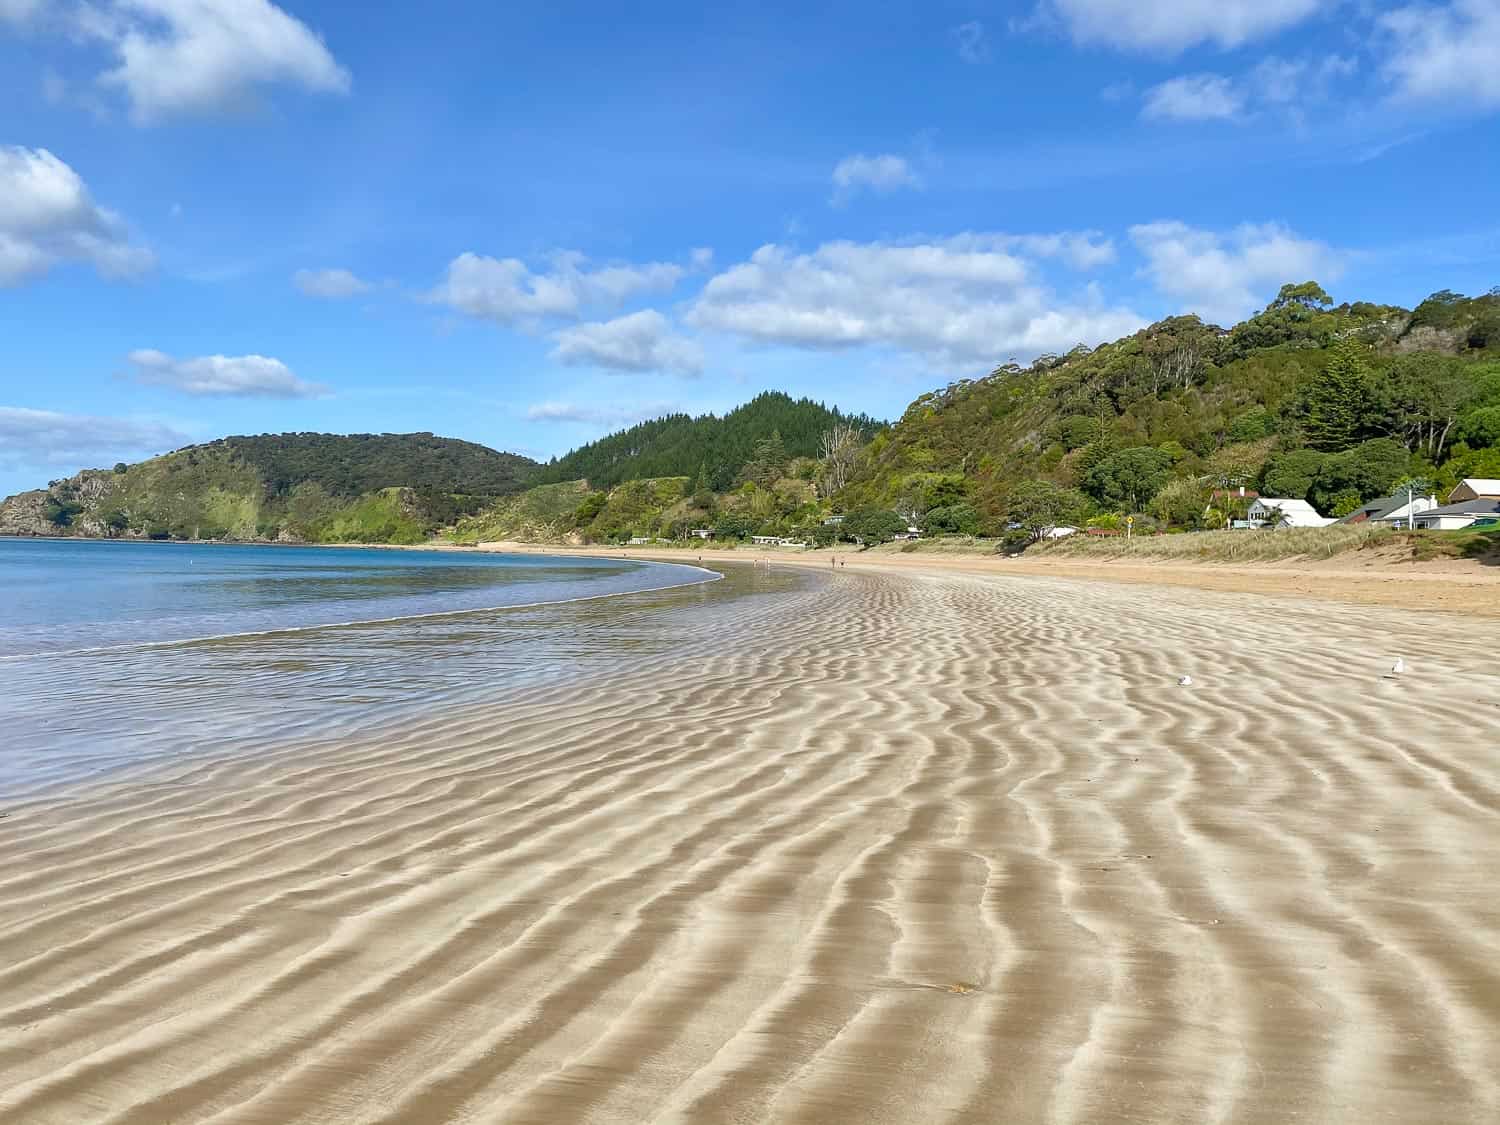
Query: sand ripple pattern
2 568 1498 1124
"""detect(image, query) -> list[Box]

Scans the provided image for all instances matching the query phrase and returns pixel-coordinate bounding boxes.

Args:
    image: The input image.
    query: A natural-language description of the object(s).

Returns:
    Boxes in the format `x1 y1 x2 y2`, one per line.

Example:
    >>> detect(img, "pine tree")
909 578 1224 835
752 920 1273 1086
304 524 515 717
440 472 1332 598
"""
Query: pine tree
1302 340 1371 452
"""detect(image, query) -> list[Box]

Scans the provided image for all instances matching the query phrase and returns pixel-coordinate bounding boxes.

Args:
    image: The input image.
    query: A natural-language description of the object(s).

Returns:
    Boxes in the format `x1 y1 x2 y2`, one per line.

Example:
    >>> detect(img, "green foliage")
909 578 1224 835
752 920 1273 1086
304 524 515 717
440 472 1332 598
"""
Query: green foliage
1307 439 1411 512
740 430 789 488
318 490 428 545
43 497 84 526
206 432 535 500
713 512 759 541
840 508 908 544
536 392 883 491
1149 476 1212 528
922 503 981 536
1262 449 1326 499
448 481 593 544
1004 480 1091 541
1370 352 1475 462
1083 446 1174 510
1458 406 1500 450
1300 340 1373 451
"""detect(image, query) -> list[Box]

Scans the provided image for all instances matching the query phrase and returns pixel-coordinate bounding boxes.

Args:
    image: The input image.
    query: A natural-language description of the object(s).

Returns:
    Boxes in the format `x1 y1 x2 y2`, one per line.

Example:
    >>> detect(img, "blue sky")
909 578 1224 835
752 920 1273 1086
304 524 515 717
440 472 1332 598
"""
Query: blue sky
3 0 1499 495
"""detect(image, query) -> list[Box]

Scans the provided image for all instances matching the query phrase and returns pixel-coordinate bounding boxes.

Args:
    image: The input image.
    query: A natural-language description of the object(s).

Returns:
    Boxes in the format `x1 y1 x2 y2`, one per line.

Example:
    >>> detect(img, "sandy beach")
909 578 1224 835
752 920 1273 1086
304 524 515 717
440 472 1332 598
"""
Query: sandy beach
2 562 1498 1123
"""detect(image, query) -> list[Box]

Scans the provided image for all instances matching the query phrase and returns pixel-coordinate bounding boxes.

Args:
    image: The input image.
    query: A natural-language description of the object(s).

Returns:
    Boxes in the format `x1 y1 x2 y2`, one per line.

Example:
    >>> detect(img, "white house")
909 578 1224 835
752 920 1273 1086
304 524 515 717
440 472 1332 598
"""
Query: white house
689 528 714 540
1412 499 1500 531
1448 479 1500 503
1247 498 1334 528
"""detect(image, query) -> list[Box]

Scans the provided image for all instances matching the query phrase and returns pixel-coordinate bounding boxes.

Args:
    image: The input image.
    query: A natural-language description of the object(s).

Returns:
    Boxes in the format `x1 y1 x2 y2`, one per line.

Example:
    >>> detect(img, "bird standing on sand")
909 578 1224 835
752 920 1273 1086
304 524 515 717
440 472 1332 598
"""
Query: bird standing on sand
1390 658 1405 677
1178 676 1193 687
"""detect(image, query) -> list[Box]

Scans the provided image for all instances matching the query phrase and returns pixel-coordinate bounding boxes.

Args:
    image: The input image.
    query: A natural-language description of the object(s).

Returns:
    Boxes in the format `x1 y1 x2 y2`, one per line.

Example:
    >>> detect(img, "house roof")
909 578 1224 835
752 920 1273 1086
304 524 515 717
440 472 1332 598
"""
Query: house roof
1453 478 1500 497
1336 493 1435 524
1252 498 1320 514
1416 499 1500 518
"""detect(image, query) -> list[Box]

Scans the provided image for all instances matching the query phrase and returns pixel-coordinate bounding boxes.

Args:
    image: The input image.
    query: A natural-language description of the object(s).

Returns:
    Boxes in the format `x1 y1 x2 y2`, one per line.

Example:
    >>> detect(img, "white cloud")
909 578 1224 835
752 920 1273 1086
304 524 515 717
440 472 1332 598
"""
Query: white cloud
127 348 328 397
831 153 921 204
0 406 189 470
550 310 704 376
687 235 1145 368
1140 57 1357 126
1141 74 1245 121
21 0 349 122
293 266 371 299
1381 1 1500 108
526 401 677 426
427 251 685 326
0 146 154 286
1010 232 1118 270
1130 220 1343 325
1040 0 1321 52
950 20 990 64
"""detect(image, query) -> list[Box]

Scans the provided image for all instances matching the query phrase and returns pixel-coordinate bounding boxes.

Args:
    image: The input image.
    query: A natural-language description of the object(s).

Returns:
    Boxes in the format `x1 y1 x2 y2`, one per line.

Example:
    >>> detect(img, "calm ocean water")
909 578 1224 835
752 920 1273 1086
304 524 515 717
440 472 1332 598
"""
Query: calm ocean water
0 538 712 657
0 538 741 792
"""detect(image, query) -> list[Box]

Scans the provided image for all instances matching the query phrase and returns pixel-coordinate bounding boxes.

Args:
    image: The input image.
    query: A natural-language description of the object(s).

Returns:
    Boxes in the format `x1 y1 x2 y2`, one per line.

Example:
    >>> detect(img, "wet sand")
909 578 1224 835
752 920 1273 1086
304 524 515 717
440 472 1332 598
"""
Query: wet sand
2 566 1498 1123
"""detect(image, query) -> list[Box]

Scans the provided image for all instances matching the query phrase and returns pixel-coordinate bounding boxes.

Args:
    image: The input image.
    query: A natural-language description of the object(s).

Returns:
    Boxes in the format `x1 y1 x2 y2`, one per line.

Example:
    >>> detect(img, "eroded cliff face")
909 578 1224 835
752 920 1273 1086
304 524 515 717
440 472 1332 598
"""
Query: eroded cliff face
0 489 55 536
0 470 135 538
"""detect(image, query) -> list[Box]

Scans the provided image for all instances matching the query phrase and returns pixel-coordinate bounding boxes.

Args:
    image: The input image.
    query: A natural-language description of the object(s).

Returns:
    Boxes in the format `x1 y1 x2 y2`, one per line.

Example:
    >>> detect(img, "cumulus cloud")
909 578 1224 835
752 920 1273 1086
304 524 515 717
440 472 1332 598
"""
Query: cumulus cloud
831 153 921 204
687 235 1145 368
14 0 349 122
1009 232 1117 270
127 348 328 398
427 251 685 326
0 406 189 470
950 20 990 64
526 401 678 426
551 310 704 376
1038 0 1320 52
0 146 154 286
1381 1 1500 108
293 267 371 298
1141 74 1245 121
1130 220 1343 325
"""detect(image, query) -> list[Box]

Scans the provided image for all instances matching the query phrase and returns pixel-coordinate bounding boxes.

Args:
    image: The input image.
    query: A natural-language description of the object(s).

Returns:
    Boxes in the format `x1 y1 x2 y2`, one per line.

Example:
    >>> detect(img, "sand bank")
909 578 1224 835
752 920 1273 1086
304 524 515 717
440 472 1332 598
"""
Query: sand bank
482 538 1500 619
1 566 1497 1123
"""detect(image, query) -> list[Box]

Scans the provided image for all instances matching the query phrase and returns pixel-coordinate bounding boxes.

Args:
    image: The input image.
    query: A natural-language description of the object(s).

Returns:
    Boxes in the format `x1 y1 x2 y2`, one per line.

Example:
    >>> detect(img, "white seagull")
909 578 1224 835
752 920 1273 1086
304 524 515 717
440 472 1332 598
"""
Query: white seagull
1389 658 1405 677
1178 676 1193 687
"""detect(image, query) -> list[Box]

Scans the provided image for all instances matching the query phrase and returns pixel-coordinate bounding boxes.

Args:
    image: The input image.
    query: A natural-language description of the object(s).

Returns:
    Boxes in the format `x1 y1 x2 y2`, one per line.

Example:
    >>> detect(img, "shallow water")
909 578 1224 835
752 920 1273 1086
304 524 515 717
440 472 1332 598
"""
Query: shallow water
0 538 713 657
0 538 755 791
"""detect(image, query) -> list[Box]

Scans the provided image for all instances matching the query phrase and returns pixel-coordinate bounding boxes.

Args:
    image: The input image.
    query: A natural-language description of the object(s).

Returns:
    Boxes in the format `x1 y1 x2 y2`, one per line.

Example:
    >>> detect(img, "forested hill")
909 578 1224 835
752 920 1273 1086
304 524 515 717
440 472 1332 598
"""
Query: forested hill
534 392 885 490
195 432 535 498
839 284 1500 533
0 432 538 544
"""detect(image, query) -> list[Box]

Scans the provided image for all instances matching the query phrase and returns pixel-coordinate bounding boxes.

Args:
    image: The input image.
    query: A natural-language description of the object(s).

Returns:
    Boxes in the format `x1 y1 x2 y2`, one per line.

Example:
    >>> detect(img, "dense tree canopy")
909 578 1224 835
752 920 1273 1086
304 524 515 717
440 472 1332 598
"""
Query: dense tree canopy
535 392 884 490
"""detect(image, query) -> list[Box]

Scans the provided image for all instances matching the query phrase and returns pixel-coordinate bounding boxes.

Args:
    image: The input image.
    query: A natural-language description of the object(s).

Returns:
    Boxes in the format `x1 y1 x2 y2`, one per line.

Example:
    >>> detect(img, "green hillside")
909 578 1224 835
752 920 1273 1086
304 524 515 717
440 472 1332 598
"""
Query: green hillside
0 432 538 544
841 283 1500 538
534 391 884 490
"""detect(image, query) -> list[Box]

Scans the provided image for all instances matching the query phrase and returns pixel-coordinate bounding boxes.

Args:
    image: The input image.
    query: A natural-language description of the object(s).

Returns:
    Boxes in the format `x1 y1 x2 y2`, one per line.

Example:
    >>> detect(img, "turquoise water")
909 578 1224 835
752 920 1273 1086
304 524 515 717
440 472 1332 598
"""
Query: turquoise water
0 538 712 658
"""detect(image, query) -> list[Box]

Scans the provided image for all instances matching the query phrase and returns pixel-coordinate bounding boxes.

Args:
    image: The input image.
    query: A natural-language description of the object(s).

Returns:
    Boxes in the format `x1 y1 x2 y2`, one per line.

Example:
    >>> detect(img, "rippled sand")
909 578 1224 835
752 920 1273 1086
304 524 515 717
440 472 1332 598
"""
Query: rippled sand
2 567 1498 1124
